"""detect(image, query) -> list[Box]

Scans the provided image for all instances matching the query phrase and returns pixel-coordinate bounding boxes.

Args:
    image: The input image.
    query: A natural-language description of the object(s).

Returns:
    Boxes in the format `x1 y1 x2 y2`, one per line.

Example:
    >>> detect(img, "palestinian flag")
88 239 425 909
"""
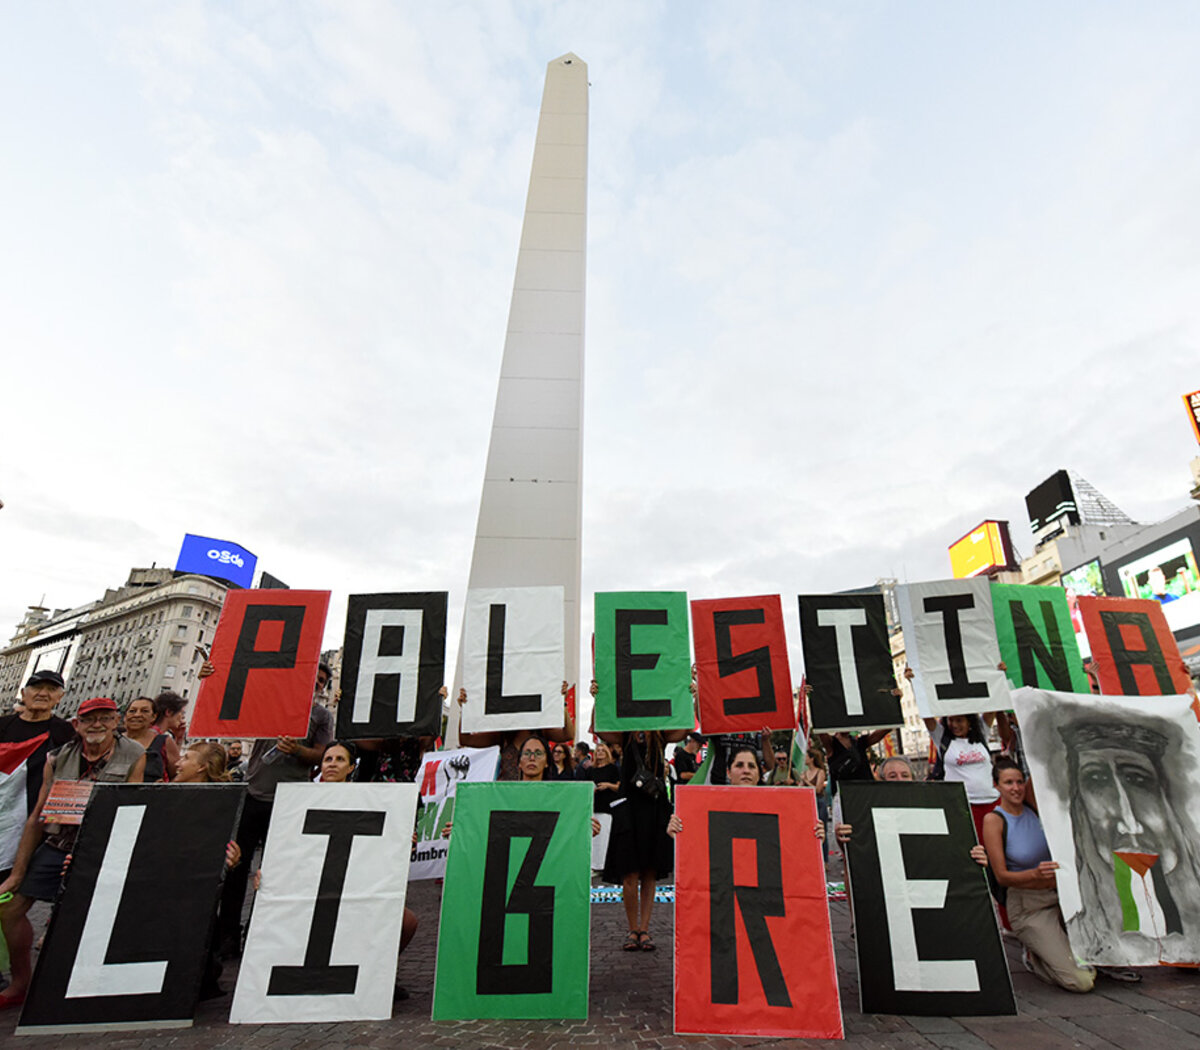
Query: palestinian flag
690 744 715 786
1114 851 1182 937
0 732 52 869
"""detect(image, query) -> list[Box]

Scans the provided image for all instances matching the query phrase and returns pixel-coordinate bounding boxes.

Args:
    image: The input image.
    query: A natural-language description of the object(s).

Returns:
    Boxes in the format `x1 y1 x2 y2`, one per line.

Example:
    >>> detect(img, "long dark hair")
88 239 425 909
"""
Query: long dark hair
938 714 988 746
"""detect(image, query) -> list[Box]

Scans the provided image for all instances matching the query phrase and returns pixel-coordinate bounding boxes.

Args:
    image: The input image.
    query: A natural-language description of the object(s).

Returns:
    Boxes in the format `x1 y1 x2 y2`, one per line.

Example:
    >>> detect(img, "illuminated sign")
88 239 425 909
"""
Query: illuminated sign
175 534 257 589
948 520 1014 578
1185 389 1200 444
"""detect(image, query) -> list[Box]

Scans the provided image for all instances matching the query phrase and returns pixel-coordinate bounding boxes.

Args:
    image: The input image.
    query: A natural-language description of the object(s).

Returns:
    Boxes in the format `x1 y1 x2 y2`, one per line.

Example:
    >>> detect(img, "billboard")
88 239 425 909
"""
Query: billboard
947 520 1015 578
1060 558 1104 657
1185 388 1200 444
1025 470 1078 533
175 534 257 589
1111 535 1200 637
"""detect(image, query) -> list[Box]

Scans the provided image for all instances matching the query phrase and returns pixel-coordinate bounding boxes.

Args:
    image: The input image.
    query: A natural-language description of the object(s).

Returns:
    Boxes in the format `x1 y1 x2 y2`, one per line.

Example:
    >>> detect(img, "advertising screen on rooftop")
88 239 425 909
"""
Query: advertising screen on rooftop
948 520 1014 578
1025 470 1079 532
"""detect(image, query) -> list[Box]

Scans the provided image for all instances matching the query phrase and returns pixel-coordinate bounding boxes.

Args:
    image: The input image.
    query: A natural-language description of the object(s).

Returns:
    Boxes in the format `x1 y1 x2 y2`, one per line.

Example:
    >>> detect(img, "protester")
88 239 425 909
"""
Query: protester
924 712 999 842
225 739 246 782
0 671 75 883
122 695 179 781
153 691 189 750
318 740 359 783
673 732 703 784
821 728 892 793
586 740 621 811
0 697 146 1008
457 681 576 781
355 687 442 783
573 741 593 773
801 745 829 860
550 741 574 780
203 660 335 959
980 757 1098 993
516 735 554 781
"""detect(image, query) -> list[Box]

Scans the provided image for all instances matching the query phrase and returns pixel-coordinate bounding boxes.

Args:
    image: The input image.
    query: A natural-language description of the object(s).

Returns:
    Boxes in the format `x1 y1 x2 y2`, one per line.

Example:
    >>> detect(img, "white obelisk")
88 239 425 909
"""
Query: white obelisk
450 54 588 739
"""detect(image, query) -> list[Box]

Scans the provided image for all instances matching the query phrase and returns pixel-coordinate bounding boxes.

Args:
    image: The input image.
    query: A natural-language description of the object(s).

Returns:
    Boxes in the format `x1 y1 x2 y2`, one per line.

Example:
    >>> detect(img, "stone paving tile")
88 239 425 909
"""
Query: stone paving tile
1070 1012 1200 1050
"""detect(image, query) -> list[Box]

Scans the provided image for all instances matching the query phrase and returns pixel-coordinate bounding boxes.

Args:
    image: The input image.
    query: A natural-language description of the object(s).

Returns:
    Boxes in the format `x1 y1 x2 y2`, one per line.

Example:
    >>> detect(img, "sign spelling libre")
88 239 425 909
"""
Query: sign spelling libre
189 589 330 740
674 786 842 1039
18 785 244 1034
838 781 1015 1016
1076 596 1192 695
336 592 448 739
230 782 418 1023
593 591 692 731
690 595 796 734
798 593 901 732
432 781 592 1020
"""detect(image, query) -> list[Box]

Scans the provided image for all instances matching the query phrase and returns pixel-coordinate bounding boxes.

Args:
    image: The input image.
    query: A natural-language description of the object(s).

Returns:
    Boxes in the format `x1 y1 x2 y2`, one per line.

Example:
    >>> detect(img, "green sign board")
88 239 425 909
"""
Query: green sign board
593 591 692 731
432 781 592 1020
991 583 1089 693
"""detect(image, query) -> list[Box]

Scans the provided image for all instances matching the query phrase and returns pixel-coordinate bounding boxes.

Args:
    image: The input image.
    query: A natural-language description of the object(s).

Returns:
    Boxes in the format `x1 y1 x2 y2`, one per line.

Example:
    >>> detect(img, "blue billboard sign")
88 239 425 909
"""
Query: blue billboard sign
175 534 257 589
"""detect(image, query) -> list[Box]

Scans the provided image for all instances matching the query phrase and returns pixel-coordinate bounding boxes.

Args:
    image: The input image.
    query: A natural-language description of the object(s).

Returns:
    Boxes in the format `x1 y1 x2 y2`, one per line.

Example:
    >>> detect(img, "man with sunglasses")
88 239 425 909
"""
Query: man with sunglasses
0 696 146 1008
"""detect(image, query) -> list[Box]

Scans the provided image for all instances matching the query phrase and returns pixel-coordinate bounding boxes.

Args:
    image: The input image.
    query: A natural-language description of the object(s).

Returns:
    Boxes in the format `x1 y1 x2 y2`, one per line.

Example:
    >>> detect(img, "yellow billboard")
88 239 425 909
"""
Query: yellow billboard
949 520 1013 578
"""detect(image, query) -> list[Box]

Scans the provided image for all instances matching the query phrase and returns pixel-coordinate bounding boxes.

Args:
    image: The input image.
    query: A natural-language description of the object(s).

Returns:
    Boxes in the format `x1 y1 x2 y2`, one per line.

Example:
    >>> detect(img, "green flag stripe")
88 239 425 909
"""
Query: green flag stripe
1114 854 1139 932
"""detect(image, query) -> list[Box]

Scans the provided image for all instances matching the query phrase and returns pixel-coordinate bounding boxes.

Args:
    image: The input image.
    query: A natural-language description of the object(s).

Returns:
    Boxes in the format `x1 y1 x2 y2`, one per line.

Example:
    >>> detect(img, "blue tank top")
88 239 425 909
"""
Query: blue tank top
996 805 1050 871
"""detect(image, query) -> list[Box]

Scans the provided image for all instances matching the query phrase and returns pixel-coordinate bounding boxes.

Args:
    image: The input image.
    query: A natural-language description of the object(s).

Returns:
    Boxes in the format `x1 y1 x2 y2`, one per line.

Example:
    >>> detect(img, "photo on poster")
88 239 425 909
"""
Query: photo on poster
18 784 244 1034
1013 687 1200 966
839 781 1015 1016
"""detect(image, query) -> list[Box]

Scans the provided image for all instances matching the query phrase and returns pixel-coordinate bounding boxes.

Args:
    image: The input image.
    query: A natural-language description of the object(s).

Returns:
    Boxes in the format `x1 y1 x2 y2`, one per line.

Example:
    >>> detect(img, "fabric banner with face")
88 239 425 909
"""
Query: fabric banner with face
896 580 1011 718
991 583 1090 693
674 785 842 1039
690 595 796 734
230 781 419 1023
798 593 901 732
460 586 565 734
1076 596 1191 696
189 589 330 740
838 781 1015 1016
1013 687 1200 966
336 592 448 739
593 591 692 732
432 781 592 1020
410 745 501 881
17 784 244 1034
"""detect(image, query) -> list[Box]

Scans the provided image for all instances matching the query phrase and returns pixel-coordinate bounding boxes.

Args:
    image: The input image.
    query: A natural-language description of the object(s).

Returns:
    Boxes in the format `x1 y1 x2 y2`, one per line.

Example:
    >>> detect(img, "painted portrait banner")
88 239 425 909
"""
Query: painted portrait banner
230 782 419 1024
896 580 1011 718
18 784 244 1034
839 781 1015 1017
1076 596 1191 696
798 593 901 732
691 595 796 734
410 745 500 881
461 586 565 734
189 589 330 740
432 781 592 1021
1013 687 1200 966
593 591 692 731
991 583 1089 693
336 592 448 739
674 786 842 1039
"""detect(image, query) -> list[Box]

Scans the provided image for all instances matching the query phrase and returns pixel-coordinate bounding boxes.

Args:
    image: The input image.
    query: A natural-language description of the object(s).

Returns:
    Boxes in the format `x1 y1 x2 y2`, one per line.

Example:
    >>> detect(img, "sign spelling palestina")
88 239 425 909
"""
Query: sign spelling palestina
409 746 500 881
990 583 1089 692
673 786 842 1039
432 781 592 1020
838 781 1015 1016
1013 687 1200 967
593 591 692 731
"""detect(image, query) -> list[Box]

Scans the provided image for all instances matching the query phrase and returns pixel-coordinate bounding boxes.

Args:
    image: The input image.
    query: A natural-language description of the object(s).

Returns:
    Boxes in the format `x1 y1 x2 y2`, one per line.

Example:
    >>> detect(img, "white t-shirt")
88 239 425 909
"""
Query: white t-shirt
933 724 998 804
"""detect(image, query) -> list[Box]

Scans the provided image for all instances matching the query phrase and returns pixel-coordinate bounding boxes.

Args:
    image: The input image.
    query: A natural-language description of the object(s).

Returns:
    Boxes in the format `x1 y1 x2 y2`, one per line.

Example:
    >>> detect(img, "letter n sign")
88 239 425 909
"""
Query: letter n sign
189 589 330 739
433 782 592 1020
674 786 842 1039
691 595 796 734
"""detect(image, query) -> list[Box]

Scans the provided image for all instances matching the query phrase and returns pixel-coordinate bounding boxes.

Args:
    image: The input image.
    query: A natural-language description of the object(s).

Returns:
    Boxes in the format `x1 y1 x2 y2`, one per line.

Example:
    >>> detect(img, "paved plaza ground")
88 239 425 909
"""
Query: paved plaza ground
3 869 1200 1048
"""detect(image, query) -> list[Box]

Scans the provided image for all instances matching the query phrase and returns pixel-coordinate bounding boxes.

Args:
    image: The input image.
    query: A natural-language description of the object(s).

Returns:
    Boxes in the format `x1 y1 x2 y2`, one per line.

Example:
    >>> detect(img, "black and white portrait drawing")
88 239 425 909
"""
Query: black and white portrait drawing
1013 687 1200 967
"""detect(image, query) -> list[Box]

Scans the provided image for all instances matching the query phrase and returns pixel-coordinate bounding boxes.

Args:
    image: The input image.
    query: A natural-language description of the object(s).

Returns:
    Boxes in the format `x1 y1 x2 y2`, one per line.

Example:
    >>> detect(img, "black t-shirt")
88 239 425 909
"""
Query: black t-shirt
0 715 77 861
827 735 874 791
673 748 699 780
587 763 621 812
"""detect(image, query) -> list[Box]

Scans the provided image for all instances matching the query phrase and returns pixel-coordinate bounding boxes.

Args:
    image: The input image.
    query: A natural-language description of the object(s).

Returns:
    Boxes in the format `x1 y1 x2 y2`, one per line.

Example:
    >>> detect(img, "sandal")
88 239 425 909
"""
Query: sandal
638 930 656 951
622 930 641 952
1097 966 1142 983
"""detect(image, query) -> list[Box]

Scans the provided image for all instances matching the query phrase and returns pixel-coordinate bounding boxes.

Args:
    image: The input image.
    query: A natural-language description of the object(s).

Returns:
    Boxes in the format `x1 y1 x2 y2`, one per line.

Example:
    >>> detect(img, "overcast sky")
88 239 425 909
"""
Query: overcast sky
3 2 1199 681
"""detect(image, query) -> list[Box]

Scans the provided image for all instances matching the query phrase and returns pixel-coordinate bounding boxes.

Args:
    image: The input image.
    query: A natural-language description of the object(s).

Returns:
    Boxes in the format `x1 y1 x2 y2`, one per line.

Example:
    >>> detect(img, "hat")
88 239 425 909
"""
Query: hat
687 732 705 745
77 697 118 716
26 669 65 689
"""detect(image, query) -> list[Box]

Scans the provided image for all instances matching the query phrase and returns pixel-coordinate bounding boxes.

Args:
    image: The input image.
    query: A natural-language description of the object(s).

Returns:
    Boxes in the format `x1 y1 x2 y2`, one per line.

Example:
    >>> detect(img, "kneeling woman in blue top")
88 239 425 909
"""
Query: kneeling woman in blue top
981 757 1095 993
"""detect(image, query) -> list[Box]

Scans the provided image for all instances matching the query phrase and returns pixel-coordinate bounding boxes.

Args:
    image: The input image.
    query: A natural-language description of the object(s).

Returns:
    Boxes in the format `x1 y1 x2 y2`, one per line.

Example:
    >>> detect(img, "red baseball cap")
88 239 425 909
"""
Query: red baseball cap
77 697 118 716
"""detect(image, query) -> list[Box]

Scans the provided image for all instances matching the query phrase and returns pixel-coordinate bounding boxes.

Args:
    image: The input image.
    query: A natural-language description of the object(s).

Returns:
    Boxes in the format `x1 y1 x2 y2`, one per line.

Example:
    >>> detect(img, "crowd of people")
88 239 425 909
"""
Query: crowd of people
0 658 1165 1017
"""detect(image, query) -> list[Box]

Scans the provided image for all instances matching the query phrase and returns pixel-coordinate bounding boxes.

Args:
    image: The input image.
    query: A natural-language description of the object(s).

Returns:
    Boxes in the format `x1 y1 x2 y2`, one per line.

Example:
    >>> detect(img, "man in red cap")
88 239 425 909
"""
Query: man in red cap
0 696 146 1007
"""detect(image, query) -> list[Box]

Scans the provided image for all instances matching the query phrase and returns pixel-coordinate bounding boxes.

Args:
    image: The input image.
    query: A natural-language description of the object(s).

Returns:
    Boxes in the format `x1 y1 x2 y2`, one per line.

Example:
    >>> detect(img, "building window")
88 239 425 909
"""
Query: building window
170 644 182 658
182 605 193 618
165 665 176 679
176 625 187 638
188 585 199 595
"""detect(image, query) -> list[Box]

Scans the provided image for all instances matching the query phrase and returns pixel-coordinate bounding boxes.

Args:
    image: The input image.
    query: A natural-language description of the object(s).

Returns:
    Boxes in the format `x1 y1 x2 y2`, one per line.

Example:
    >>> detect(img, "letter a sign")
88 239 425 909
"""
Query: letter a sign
674 786 842 1039
432 781 592 1020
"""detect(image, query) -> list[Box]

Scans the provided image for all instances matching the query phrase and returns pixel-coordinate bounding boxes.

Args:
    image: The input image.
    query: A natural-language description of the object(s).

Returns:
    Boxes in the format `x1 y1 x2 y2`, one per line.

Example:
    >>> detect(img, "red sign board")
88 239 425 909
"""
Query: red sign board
189 589 330 739
691 595 795 733
674 786 842 1039
1077 596 1191 695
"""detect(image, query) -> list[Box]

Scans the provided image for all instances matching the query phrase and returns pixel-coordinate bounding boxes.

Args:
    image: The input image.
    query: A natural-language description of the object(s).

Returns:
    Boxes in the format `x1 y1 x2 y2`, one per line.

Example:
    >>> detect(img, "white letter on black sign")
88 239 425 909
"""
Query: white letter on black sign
816 607 867 716
353 608 423 723
66 806 168 998
873 808 979 992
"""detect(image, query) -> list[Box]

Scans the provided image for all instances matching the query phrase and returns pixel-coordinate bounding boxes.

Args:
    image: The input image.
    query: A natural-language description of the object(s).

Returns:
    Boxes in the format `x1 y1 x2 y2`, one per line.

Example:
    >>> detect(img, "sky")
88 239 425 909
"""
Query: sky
3 1 1200 683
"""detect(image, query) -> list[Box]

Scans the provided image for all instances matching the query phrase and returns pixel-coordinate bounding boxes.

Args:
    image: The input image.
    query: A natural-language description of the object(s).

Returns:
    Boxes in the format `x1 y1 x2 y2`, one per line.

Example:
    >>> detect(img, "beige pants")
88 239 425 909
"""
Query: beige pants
1006 887 1095 993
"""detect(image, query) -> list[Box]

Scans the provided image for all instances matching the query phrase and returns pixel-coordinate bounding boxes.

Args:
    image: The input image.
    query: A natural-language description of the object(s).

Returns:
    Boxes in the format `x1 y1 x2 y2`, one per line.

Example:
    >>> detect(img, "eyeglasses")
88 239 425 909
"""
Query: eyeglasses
520 750 546 759
78 712 117 724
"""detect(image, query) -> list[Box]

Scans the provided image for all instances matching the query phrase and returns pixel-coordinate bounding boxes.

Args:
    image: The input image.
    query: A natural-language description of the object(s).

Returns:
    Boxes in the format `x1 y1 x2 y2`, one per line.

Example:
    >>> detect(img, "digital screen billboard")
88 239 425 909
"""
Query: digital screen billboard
1112 536 1200 637
1185 389 1200 444
175 533 257 589
1060 558 1104 657
948 520 1015 578
1025 470 1079 533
